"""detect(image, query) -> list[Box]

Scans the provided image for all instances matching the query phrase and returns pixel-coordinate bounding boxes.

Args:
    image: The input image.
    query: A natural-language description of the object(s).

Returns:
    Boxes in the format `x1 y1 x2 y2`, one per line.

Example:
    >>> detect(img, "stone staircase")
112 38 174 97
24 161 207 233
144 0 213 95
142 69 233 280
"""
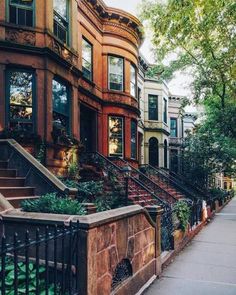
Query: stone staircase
0 160 38 207
0 139 77 210
80 152 168 208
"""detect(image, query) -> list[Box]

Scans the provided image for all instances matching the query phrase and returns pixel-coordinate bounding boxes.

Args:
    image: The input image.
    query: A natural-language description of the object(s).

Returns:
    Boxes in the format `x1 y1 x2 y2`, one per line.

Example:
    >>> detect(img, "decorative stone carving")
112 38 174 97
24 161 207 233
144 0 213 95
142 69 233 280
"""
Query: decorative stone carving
5 29 36 46
48 37 77 66
103 23 138 46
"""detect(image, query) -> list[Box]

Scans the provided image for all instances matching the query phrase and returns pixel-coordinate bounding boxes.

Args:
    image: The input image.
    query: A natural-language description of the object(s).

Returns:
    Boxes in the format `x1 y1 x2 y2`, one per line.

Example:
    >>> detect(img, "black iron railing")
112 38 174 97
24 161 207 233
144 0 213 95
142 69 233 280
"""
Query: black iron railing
110 157 178 204
169 170 209 199
141 164 200 201
80 153 175 252
0 222 80 295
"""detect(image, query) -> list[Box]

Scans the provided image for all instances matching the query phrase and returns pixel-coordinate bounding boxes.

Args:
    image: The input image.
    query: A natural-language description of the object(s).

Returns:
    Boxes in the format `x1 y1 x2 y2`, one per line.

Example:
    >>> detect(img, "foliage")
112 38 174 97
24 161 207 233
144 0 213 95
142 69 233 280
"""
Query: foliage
182 103 236 188
21 193 86 215
0 259 54 295
140 0 236 186
173 200 191 231
76 181 104 200
0 127 42 144
67 161 79 180
36 141 46 164
209 188 227 200
140 0 236 107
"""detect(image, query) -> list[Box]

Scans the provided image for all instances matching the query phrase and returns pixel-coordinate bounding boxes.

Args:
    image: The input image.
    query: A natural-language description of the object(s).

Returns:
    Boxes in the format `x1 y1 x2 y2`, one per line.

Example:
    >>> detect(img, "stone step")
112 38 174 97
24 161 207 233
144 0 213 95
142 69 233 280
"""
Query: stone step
0 169 17 177
0 161 8 169
0 187 35 197
0 177 25 187
6 196 39 208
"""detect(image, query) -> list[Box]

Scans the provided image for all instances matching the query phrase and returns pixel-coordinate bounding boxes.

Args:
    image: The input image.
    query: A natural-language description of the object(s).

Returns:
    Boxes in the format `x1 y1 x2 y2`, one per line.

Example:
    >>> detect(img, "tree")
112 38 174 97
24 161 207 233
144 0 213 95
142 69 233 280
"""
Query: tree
140 0 236 108
140 0 236 185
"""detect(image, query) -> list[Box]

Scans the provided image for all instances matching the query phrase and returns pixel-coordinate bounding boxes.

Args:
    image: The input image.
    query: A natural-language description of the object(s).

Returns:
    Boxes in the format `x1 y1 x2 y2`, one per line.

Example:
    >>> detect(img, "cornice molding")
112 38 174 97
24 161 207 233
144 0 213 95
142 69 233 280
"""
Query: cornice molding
79 0 144 46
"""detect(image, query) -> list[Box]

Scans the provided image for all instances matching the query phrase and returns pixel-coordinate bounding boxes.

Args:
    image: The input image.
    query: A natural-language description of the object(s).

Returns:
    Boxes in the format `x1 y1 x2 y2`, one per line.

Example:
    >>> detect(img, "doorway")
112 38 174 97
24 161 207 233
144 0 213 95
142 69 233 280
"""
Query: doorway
80 104 97 152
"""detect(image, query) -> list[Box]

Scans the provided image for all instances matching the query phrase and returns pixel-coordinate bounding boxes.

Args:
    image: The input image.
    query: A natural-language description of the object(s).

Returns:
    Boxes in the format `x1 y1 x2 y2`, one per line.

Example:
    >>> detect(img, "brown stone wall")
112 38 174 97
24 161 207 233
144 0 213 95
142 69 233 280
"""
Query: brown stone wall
85 212 156 295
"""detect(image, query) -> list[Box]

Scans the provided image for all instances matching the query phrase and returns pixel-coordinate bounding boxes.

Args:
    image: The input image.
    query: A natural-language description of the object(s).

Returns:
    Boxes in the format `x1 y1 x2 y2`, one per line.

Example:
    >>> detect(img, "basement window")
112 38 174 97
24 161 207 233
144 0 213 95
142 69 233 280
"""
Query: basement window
9 0 34 27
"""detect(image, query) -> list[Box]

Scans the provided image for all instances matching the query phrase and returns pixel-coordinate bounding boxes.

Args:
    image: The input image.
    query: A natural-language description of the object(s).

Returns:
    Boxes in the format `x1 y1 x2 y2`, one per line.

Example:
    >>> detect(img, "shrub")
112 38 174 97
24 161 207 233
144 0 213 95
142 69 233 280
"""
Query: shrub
0 259 55 295
21 193 86 215
173 200 191 231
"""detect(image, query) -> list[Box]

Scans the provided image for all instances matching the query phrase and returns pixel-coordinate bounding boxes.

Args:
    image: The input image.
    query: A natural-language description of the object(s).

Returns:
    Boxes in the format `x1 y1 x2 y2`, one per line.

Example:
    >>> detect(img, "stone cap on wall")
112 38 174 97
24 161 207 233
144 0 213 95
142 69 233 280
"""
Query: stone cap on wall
1 205 156 229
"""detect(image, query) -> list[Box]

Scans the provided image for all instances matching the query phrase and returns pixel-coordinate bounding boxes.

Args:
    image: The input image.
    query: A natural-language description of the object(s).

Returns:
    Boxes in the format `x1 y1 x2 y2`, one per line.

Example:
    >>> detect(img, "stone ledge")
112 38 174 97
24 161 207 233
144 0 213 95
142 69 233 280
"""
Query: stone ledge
1 205 156 229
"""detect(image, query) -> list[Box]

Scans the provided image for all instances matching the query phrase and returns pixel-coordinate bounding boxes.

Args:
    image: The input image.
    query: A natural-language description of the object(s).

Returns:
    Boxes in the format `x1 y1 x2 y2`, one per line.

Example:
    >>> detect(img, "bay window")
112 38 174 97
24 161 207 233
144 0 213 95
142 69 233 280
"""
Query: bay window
7 70 34 132
131 120 137 159
53 0 68 44
108 56 124 91
9 0 34 27
130 64 137 97
82 38 93 81
52 79 70 136
109 116 123 157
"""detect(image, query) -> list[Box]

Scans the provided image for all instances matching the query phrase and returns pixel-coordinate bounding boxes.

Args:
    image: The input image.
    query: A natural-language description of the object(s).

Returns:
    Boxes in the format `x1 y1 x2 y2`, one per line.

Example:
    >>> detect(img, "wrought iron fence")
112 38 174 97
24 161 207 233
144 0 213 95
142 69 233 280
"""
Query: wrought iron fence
0 222 80 295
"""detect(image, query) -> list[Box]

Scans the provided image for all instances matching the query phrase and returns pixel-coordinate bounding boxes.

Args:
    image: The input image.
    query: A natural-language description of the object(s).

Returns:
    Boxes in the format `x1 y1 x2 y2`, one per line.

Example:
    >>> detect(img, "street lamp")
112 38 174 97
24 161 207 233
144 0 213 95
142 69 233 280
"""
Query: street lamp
122 165 132 206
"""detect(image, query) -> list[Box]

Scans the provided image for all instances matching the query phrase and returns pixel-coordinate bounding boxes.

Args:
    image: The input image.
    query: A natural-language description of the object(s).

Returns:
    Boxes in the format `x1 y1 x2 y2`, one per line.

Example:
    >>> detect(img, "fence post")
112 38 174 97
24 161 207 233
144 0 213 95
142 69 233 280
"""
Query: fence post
145 205 163 277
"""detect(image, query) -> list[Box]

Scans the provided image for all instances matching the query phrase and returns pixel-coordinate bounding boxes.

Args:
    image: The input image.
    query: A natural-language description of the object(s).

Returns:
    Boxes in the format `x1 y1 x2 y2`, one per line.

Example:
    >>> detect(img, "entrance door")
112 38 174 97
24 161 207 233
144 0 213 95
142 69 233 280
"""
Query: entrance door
149 137 159 167
80 104 97 152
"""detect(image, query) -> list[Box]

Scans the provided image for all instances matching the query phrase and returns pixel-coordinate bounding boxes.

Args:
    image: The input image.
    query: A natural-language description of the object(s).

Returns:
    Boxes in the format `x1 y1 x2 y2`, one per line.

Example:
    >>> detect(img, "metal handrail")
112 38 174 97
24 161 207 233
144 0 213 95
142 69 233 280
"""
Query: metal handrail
140 164 200 201
81 153 170 208
168 170 209 198
111 157 178 204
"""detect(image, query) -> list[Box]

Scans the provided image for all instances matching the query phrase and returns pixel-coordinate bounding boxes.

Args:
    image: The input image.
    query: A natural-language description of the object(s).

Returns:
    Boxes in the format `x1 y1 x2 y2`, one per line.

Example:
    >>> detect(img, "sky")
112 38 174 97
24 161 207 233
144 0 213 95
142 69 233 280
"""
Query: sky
104 0 193 98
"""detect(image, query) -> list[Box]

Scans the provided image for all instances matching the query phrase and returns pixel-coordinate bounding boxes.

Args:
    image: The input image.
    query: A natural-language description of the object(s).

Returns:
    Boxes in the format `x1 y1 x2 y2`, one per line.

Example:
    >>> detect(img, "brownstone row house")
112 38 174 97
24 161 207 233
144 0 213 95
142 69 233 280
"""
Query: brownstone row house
0 0 143 172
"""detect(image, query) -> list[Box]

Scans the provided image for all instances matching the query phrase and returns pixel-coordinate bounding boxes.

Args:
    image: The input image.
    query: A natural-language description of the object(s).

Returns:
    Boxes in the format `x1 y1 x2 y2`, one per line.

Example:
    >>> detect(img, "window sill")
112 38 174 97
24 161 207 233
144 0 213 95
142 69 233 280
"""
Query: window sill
82 76 95 87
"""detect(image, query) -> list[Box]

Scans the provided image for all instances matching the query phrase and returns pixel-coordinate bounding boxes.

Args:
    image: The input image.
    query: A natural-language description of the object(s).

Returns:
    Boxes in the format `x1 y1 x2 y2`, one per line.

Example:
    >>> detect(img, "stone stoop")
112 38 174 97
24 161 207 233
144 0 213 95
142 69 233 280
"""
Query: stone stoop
0 161 38 208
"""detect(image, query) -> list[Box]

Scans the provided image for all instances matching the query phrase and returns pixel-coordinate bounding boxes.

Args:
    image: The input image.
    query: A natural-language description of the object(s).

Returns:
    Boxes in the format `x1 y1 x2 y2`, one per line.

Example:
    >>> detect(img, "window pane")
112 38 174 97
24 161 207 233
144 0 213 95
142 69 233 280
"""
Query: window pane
52 79 68 116
53 0 67 19
10 0 33 7
131 120 137 159
109 117 123 157
148 95 158 120
170 118 177 137
8 70 34 132
9 6 16 23
52 79 70 134
9 72 33 107
10 106 32 120
18 8 26 26
82 39 92 80
108 56 124 91
163 98 167 123
130 65 136 83
26 9 33 27
109 56 123 75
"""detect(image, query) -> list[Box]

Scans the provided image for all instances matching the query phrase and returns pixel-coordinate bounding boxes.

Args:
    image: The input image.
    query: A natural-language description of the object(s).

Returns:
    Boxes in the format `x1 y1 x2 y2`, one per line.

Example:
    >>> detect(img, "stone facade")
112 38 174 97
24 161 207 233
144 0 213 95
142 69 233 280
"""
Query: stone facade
0 0 143 173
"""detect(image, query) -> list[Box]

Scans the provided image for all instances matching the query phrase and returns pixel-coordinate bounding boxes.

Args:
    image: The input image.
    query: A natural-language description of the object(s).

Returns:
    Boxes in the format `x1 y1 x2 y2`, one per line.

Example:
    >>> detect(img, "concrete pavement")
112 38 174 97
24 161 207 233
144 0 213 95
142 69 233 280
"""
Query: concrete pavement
145 197 236 295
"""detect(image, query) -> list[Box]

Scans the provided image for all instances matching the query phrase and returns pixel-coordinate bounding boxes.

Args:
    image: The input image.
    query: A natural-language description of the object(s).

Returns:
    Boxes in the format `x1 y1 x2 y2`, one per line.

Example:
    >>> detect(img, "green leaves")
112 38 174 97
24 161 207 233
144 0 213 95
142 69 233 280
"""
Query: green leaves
140 0 236 106
173 200 191 231
21 193 86 215
0 260 55 295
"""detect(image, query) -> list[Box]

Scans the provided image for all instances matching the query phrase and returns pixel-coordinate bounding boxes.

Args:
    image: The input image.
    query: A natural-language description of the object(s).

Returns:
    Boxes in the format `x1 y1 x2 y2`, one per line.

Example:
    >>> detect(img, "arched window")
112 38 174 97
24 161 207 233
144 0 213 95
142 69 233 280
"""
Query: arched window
149 137 159 167
164 139 168 168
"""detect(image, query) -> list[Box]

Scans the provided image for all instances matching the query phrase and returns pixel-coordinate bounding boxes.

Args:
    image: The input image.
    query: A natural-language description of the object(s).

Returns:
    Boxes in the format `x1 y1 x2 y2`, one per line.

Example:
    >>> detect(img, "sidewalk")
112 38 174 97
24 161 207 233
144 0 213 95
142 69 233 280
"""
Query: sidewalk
145 197 236 295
